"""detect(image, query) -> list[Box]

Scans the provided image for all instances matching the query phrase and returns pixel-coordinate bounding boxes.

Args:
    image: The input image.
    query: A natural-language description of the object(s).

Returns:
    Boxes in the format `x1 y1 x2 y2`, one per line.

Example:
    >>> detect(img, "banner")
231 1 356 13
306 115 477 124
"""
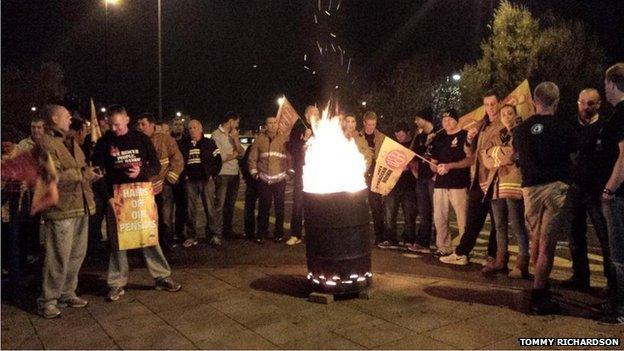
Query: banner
90 98 102 143
371 138 416 196
112 182 158 250
458 79 534 129
275 96 301 135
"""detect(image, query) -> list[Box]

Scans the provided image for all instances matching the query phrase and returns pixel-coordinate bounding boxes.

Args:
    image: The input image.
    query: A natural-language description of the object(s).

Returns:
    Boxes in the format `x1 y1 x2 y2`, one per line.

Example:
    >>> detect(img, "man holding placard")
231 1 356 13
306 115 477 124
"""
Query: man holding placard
92 105 181 302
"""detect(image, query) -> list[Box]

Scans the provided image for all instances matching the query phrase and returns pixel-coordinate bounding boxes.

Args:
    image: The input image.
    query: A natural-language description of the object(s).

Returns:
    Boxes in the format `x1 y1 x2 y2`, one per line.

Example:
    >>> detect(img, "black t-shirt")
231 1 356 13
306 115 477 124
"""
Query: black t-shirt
430 130 470 189
598 101 624 197
571 115 608 194
412 132 434 180
92 130 160 200
392 140 417 193
513 114 578 187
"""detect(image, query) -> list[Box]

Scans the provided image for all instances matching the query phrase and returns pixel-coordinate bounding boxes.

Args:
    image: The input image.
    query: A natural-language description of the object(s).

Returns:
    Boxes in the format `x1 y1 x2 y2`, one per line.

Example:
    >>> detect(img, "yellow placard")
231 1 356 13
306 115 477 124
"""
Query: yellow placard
112 182 159 250
371 138 416 196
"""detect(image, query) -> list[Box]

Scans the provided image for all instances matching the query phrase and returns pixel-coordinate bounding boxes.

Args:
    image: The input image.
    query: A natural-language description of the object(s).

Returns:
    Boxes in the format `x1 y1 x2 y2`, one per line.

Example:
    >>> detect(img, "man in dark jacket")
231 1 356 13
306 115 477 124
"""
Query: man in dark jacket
92 105 181 302
178 119 222 247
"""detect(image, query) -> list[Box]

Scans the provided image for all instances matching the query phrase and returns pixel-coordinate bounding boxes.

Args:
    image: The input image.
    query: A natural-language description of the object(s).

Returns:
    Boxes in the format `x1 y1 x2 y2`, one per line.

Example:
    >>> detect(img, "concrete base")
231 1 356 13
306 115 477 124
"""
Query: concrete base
309 292 334 304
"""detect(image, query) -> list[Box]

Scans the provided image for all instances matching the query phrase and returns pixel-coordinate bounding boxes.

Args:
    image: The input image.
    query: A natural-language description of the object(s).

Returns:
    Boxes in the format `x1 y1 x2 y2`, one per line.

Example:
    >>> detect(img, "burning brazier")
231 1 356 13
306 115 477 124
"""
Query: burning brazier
302 106 372 294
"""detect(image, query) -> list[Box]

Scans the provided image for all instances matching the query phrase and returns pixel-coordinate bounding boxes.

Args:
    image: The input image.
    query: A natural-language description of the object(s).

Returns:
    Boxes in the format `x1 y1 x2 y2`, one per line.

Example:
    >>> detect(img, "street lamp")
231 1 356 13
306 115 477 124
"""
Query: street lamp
277 97 285 106
176 111 182 117
452 74 461 82
100 107 107 113
31 106 37 112
361 101 367 107
103 0 120 97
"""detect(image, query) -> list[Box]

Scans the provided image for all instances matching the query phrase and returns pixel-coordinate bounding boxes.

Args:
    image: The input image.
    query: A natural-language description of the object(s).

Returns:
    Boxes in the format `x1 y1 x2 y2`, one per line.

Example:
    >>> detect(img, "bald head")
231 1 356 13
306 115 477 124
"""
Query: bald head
578 88 601 120
188 119 203 141
42 104 71 133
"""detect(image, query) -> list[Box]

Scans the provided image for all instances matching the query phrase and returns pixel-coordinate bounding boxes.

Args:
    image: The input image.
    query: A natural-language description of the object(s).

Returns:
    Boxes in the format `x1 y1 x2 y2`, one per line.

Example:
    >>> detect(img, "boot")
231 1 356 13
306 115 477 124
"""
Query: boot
481 250 509 275
509 254 530 279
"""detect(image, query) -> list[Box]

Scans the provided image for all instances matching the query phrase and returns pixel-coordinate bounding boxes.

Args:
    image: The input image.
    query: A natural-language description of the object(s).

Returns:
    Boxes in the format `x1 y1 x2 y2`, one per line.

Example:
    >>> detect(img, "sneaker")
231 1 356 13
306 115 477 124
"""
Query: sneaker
38 304 61 319
107 287 125 302
598 312 624 325
59 296 88 308
377 241 397 249
274 236 284 243
255 238 265 245
439 253 469 265
432 249 453 257
209 236 222 247
155 277 182 292
407 243 430 254
285 236 302 246
182 239 198 248
590 301 613 313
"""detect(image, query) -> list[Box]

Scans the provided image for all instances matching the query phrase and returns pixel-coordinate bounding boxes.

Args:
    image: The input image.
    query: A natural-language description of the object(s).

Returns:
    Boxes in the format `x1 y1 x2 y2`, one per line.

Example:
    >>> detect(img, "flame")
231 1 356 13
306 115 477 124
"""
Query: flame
303 104 367 194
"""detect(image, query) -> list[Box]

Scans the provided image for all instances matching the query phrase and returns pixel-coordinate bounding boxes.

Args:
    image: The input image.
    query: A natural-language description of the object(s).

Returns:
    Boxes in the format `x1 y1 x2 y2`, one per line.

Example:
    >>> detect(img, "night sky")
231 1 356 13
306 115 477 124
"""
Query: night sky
2 0 623 129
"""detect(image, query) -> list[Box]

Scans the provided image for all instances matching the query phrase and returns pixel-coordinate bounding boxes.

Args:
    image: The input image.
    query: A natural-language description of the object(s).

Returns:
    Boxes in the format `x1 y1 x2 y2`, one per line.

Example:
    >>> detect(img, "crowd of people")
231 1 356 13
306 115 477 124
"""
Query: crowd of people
1 63 623 325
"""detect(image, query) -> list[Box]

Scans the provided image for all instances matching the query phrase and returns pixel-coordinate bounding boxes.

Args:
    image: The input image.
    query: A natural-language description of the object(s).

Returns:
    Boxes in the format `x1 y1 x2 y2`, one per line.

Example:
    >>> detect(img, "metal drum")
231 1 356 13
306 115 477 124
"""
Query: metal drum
304 189 372 294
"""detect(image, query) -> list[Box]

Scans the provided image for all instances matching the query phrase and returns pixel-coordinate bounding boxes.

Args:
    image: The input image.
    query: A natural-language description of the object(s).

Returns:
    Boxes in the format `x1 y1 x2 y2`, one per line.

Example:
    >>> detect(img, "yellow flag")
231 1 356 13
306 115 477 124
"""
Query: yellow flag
112 182 159 250
458 79 534 129
275 96 301 135
90 98 102 143
371 138 416 196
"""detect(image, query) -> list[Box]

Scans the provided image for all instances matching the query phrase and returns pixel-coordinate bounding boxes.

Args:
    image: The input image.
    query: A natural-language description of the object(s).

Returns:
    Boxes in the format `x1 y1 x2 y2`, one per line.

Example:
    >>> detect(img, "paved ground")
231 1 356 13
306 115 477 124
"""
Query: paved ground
2 183 620 349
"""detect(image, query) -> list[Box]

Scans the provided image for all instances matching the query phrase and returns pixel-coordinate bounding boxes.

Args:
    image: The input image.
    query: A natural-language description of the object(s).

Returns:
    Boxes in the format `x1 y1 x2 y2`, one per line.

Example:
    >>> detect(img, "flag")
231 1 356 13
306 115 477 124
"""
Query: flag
90 98 102 143
458 79 534 129
112 182 159 250
371 138 416 196
275 96 301 135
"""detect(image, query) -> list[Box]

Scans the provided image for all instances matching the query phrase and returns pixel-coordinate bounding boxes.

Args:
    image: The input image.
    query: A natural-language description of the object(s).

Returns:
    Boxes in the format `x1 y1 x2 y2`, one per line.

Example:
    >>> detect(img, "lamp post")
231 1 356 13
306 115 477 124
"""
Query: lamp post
158 0 163 121
103 0 119 98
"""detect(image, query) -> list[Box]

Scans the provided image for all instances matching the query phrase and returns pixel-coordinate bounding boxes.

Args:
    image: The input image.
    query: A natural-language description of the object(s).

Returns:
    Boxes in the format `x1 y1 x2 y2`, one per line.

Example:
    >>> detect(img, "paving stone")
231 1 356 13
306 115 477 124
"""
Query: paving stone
197 329 278 350
253 318 326 346
1 314 38 350
424 320 513 349
282 330 364 349
133 289 198 313
333 318 412 348
163 307 247 342
39 322 117 350
377 333 455 349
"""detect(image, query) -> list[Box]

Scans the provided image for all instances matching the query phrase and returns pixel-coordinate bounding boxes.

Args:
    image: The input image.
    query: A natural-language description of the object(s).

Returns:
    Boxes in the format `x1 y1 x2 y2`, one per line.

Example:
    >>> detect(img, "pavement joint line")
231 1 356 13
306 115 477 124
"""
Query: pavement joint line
133 297 202 349
26 311 46 349
84 301 122 349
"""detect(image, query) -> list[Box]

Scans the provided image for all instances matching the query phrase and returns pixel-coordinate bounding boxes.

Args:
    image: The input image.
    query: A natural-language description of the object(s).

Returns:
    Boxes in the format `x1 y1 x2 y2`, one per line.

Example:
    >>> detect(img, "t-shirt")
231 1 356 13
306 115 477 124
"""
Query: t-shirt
392 140 417 193
412 132 434 180
598 100 624 197
571 115 607 194
430 130 470 189
513 114 578 187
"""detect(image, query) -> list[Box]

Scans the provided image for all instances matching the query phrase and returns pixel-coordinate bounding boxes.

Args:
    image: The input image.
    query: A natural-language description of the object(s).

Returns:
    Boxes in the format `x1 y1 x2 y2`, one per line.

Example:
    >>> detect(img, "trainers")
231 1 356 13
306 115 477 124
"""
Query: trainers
182 239 198 248
285 236 302 246
407 243 431 254
439 252 469 265
59 296 88 308
155 277 182 292
598 312 624 325
38 304 61 319
274 236 284 243
209 236 222 247
377 241 397 249
590 301 613 313
107 287 125 302
432 249 453 257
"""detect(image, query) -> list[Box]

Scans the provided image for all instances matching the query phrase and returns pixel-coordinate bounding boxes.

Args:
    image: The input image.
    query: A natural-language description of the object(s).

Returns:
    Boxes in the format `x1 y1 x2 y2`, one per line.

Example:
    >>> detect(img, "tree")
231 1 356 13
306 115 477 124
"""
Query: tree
1 61 67 130
460 1 605 116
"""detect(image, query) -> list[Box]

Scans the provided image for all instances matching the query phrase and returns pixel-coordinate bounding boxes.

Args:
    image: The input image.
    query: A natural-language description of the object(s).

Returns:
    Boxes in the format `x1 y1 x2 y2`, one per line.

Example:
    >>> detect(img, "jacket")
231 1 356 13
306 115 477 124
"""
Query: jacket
36 129 95 220
479 124 523 200
359 129 386 179
179 136 222 181
248 132 293 184
149 131 184 185
465 117 504 192
353 134 373 171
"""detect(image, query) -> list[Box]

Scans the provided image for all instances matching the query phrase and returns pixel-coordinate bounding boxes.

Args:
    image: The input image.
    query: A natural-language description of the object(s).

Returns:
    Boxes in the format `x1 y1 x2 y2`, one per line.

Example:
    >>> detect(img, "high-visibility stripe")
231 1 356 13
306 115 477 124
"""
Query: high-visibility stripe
259 151 287 159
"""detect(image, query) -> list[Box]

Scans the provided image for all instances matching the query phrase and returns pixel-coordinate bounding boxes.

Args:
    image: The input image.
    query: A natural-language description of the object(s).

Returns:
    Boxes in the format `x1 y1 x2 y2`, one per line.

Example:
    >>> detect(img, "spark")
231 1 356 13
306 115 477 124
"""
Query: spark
314 14 318 24
316 41 323 55
337 44 343 52
331 43 336 52
330 33 337 38
337 0 342 10
325 10 330 16
317 0 321 11
304 53 307 61
341 52 344 65
303 65 310 70
328 0 332 11
312 71 316 75
346 57 351 74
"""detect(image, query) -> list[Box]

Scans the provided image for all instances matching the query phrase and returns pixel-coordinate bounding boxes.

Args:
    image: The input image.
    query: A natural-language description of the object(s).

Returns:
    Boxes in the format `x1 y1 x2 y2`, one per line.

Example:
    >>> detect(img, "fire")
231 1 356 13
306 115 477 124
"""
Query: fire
303 105 367 194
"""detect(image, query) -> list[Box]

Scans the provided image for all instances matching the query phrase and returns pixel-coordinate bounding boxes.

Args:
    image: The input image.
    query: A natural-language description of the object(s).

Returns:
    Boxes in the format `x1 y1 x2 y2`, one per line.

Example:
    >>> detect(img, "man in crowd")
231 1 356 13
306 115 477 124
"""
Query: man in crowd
92 105 181 302
68 118 90 161
598 63 624 325
178 119 222 247
241 132 259 240
378 122 417 249
564 88 612 292
360 111 386 246
36 104 100 318
441 92 500 265
170 116 188 243
410 108 435 253
212 112 245 244
513 82 577 315
429 109 472 257
248 116 293 244
14 117 45 154
137 113 184 255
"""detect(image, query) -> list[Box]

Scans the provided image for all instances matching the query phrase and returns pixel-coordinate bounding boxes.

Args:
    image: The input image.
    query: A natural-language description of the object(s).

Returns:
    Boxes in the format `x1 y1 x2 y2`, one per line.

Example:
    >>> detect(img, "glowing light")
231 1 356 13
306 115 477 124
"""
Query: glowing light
304 54 307 61
30 106 37 112
325 10 331 16
344 280 353 284
312 279 320 284
253 64 258 68
361 101 367 107
100 107 107 113
330 33 337 38
307 273 313 279
331 276 340 281
303 65 310 70
303 103 367 194
365 272 373 277
277 96 285 106
452 74 461 81
105 0 119 5
357 277 366 282
325 281 337 286
176 111 182 117
346 58 352 74
335 85 339 89
350 274 358 279
318 275 326 280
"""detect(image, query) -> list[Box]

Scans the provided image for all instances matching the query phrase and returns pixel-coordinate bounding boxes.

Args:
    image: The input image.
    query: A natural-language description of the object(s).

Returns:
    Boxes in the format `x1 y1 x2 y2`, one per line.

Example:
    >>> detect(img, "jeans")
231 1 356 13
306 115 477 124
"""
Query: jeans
106 210 171 288
173 177 188 241
291 181 304 238
602 196 624 314
455 186 497 257
185 179 220 239
243 179 259 237
155 182 175 252
368 190 385 242
567 185 612 286
256 180 286 239
433 188 468 252
88 181 107 257
415 178 434 247
216 174 240 237
4 190 29 286
384 188 416 243
491 198 528 257
38 215 88 308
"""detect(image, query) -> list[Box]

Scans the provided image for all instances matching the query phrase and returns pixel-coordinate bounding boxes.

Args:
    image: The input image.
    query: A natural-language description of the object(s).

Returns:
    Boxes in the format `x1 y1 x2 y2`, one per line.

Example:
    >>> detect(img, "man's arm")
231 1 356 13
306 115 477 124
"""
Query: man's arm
247 138 260 178
166 136 184 184
142 135 161 179
603 140 624 200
